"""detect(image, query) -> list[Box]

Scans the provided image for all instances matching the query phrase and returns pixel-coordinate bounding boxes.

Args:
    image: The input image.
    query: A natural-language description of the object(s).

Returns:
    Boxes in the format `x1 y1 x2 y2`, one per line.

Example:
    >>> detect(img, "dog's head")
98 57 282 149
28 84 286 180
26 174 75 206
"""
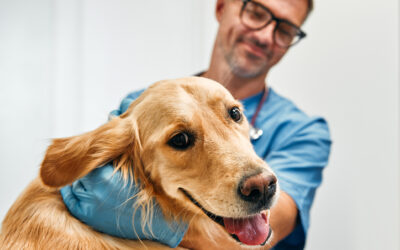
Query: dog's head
40 77 279 246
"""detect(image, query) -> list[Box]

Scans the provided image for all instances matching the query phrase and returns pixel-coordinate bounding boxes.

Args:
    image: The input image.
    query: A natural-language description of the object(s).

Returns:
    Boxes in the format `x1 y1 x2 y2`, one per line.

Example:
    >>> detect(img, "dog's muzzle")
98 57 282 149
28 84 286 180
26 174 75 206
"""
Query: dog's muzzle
179 188 273 246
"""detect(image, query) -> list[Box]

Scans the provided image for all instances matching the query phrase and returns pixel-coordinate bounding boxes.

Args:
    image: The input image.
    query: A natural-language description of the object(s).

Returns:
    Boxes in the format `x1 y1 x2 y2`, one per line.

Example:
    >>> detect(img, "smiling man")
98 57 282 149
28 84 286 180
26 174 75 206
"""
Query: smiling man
61 0 331 249
205 0 309 99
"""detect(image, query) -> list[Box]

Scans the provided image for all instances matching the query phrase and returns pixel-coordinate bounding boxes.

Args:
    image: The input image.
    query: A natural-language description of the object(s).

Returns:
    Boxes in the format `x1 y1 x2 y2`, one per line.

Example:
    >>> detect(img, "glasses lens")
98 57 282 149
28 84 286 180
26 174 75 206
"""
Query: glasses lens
275 22 301 48
241 1 272 30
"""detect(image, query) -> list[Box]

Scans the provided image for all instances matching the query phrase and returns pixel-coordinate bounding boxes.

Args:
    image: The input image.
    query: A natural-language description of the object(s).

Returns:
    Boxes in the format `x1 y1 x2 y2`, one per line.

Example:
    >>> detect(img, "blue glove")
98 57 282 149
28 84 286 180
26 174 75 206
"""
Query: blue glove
60 89 187 248
60 163 188 248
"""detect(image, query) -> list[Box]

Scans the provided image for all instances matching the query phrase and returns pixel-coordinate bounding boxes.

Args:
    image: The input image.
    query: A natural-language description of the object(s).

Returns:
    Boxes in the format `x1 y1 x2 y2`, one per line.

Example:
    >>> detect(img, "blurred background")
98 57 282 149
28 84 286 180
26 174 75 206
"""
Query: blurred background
0 0 398 249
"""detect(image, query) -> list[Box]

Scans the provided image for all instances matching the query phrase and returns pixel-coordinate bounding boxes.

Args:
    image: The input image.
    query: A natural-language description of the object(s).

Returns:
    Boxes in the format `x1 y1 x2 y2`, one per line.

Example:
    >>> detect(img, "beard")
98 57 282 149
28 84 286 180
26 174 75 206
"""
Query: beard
222 35 272 79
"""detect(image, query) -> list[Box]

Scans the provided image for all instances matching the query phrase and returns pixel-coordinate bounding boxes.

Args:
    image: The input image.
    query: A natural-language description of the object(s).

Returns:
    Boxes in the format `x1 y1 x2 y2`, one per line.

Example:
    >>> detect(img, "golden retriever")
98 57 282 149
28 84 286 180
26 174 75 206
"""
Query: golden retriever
0 77 279 249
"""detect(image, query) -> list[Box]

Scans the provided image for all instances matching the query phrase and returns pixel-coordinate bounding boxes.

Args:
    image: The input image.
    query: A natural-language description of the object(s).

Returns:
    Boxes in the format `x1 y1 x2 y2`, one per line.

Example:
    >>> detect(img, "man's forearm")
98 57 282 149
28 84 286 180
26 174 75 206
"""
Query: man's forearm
266 191 298 248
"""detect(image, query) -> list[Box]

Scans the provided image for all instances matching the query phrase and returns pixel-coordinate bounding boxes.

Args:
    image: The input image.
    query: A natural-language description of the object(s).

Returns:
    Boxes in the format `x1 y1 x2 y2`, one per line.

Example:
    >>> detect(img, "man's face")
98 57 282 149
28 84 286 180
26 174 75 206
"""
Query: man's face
216 0 308 78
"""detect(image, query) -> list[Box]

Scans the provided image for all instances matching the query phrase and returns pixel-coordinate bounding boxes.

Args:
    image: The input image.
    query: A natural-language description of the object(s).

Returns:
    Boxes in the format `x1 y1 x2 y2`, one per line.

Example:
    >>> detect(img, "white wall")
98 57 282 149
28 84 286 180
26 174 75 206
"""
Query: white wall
269 0 399 249
0 0 54 222
0 1 398 249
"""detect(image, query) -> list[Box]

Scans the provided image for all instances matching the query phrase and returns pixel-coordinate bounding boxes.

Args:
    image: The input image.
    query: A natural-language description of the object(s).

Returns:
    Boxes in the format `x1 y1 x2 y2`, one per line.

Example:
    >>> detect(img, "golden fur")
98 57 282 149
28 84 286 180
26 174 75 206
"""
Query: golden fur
0 77 277 249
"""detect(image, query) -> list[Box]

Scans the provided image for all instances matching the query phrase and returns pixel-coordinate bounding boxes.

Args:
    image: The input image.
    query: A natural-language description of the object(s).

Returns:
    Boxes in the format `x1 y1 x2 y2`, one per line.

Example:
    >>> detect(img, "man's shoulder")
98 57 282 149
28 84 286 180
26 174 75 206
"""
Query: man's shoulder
120 88 147 112
109 88 147 118
125 88 147 101
266 88 309 122
262 88 331 146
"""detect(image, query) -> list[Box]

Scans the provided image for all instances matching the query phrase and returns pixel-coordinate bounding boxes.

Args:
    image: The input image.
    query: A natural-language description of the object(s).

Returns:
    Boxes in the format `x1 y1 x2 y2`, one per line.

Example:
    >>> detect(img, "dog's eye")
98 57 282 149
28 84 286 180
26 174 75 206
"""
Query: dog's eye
168 132 194 150
229 107 242 122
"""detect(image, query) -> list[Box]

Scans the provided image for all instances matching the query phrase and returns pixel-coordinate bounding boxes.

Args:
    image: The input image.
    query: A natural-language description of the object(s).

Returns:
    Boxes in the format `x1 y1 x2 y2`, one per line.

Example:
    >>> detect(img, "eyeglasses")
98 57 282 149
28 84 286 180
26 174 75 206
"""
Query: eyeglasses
240 0 306 48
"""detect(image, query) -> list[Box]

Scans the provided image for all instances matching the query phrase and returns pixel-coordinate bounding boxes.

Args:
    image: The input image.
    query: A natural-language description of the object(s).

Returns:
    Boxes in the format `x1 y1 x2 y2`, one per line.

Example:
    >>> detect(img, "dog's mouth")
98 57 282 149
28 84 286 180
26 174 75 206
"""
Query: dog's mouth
179 188 272 246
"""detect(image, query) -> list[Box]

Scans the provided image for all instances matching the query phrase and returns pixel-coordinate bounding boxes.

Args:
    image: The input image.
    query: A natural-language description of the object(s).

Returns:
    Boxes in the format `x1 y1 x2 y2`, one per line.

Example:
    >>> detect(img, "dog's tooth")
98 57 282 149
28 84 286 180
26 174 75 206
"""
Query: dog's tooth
266 210 270 221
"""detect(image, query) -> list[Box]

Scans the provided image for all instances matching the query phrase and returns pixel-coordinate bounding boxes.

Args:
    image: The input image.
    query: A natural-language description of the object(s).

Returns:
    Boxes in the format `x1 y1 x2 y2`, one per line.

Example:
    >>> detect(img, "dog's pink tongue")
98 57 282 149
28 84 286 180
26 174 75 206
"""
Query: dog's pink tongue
223 213 269 246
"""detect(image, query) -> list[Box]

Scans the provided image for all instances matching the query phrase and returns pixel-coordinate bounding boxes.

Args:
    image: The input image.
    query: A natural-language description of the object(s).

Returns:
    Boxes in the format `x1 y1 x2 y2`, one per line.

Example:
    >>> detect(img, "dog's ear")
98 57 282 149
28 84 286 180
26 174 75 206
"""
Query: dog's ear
40 117 139 188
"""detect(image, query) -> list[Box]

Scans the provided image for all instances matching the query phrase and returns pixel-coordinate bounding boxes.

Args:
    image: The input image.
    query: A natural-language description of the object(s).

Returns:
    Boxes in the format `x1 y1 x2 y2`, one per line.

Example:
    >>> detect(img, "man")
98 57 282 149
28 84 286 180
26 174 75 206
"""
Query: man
61 0 331 249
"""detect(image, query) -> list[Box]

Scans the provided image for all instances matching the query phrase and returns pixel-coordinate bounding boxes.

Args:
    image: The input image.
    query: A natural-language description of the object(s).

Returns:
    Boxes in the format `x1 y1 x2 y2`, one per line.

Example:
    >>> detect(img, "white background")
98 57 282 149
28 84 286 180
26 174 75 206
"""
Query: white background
0 0 398 249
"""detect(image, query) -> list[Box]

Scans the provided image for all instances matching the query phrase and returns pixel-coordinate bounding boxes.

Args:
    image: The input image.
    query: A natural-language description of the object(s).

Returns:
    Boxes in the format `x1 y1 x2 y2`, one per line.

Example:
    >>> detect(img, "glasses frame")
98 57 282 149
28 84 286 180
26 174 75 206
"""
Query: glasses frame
240 0 307 48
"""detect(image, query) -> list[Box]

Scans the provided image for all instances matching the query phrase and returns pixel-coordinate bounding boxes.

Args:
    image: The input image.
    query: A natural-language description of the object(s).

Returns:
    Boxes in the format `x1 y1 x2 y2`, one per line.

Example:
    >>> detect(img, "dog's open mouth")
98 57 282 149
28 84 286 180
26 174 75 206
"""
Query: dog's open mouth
179 188 272 246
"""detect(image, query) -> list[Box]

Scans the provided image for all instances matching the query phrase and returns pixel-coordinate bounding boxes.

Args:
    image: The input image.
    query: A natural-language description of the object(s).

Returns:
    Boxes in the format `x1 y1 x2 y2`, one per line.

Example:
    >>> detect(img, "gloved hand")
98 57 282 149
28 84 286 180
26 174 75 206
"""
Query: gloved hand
60 163 188 248
60 89 187 248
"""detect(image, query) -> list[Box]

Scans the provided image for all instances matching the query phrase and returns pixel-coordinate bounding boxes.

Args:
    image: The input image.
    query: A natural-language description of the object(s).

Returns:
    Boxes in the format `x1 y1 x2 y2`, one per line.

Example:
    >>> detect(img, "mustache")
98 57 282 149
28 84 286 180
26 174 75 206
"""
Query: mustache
238 35 269 53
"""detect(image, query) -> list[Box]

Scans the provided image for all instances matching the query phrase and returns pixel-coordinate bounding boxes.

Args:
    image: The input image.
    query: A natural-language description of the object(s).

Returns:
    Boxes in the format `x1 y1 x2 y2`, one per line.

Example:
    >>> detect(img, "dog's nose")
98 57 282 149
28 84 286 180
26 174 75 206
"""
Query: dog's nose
238 173 277 206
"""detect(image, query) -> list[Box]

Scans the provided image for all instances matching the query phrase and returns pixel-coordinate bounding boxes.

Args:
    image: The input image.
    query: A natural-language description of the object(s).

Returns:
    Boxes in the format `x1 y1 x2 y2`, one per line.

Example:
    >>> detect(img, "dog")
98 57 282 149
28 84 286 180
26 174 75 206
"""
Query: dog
0 77 279 249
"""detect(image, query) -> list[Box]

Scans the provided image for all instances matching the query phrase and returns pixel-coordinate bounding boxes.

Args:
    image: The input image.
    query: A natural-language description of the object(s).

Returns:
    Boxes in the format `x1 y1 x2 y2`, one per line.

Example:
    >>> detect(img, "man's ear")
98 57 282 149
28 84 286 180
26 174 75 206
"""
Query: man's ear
40 117 138 188
215 0 226 22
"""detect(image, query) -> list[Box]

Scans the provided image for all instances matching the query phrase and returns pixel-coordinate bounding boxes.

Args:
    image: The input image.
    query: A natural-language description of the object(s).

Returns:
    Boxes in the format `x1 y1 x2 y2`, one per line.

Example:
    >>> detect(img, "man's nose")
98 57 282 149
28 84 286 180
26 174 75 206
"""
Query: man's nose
238 172 277 206
252 21 277 46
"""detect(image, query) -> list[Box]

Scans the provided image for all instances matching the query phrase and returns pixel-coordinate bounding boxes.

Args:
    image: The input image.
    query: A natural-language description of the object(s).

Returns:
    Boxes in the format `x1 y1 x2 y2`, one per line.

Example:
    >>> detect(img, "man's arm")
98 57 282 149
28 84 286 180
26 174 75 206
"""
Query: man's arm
267 191 298 247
